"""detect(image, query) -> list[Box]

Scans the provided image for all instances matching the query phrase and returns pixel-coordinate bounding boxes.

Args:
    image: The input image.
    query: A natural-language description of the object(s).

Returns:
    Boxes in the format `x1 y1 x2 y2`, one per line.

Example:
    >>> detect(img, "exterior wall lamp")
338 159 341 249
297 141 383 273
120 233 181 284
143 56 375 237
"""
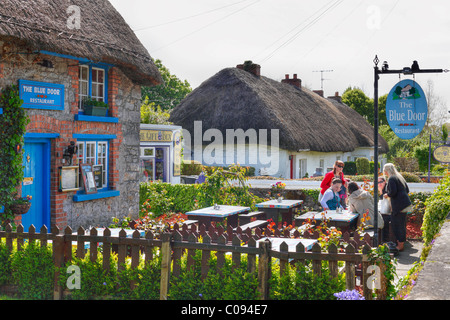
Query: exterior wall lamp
63 141 78 165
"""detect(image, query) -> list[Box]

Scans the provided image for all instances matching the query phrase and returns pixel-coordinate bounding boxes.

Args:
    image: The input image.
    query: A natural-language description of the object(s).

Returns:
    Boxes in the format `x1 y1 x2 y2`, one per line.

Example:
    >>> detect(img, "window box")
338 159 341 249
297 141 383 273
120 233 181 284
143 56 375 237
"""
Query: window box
83 105 108 116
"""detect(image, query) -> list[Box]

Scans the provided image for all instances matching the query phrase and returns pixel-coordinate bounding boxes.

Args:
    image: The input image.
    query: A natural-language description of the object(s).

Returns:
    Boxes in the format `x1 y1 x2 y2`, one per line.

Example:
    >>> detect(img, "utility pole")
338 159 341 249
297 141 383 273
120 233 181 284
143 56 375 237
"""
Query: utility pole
313 69 333 91
373 56 446 246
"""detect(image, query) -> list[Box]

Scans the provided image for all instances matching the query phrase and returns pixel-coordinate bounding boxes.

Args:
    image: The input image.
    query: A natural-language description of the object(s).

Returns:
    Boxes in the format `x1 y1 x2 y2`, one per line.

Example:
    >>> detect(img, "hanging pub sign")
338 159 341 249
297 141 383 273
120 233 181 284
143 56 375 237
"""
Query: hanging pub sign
433 145 450 164
386 79 427 140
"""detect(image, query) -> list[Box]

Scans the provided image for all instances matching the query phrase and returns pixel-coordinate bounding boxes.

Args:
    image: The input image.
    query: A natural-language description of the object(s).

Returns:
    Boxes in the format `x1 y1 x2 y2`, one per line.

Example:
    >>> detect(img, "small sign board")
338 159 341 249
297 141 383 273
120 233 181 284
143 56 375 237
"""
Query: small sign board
433 145 450 164
386 79 427 140
79 163 97 194
19 79 65 110
59 166 79 192
92 164 103 189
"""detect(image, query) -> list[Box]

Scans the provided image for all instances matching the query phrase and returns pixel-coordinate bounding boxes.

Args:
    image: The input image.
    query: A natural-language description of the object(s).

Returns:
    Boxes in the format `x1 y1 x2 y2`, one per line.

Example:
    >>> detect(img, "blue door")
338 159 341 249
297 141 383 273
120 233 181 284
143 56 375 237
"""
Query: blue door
21 140 50 231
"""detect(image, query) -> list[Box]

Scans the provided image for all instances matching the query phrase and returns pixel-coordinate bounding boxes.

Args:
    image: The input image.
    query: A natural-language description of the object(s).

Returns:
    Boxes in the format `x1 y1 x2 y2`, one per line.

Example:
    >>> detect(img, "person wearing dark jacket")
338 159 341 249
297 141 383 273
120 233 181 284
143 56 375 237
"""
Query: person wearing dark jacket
382 163 411 252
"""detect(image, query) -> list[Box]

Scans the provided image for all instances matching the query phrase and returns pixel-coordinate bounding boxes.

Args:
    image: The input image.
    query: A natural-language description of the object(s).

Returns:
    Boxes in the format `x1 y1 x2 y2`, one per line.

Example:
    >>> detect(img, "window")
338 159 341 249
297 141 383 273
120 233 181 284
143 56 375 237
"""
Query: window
76 140 108 189
78 65 107 111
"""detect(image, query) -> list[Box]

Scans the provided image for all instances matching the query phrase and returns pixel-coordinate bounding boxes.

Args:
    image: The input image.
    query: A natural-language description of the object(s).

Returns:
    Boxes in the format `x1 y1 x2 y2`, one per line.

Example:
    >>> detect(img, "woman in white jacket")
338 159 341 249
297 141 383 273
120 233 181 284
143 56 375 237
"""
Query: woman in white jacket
347 181 384 230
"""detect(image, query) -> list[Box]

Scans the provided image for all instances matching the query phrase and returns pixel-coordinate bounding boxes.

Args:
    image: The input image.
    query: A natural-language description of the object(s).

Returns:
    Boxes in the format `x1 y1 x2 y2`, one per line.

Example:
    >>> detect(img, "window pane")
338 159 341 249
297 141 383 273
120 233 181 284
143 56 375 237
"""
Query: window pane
92 84 98 97
92 69 98 82
97 70 104 83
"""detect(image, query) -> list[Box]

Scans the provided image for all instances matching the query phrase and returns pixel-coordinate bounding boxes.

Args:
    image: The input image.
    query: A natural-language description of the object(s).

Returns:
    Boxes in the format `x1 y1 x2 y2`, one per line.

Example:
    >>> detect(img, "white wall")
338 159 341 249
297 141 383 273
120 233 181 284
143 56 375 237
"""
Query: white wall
195 143 382 179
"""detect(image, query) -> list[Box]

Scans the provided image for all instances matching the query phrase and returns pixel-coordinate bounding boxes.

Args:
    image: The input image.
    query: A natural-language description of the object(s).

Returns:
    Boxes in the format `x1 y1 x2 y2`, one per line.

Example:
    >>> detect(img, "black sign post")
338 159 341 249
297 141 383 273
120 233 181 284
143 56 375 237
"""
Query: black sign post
373 56 446 246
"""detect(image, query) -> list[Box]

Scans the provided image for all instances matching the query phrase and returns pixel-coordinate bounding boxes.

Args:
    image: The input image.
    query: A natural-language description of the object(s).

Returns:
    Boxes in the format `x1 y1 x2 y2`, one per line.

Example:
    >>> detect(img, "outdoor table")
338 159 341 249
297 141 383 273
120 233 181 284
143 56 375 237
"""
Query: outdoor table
185 205 251 228
295 210 359 233
255 199 303 226
255 237 317 252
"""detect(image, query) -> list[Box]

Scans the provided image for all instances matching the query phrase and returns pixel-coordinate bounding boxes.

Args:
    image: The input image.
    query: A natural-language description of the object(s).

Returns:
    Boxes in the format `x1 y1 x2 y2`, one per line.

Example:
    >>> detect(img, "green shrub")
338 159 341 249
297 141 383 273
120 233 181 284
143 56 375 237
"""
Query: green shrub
343 161 357 175
169 250 260 300
60 253 119 300
0 242 12 285
139 181 199 216
356 157 370 175
269 261 345 300
422 175 450 245
11 242 54 299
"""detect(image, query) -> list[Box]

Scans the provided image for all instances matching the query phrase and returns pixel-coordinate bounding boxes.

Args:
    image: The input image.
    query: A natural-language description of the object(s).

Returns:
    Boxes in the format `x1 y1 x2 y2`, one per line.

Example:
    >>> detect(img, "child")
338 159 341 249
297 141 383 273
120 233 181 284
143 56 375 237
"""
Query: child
320 178 344 211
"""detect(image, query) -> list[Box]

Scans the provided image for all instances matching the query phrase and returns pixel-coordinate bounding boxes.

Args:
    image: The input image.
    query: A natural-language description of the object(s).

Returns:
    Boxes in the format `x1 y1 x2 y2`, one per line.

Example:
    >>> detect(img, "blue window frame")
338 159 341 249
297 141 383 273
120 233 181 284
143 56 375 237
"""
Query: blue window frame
78 64 109 111
72 134 118 202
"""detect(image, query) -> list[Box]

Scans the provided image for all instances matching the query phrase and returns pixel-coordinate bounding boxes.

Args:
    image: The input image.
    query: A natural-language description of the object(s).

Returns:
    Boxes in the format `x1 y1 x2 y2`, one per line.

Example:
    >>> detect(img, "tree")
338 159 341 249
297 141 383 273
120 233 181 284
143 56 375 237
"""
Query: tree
140 97 172 125
342 87 374 125
142 59 192 110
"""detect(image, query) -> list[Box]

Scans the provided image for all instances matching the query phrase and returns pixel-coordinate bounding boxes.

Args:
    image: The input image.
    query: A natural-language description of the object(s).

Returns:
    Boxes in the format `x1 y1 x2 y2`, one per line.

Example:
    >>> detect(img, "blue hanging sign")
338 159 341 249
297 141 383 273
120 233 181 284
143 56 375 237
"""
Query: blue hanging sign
386 79 427 140
18 79 65 110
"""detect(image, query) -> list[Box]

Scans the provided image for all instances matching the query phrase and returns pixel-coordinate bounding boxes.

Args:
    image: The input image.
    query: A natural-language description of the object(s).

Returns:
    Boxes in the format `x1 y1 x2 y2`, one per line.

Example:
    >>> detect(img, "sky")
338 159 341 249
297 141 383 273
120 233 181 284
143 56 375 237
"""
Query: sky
109 0 450 121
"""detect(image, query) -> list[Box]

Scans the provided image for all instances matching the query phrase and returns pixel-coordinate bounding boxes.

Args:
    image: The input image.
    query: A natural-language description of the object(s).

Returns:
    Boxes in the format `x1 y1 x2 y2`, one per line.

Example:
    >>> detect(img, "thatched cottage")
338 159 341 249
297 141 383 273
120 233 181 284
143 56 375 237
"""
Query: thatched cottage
170 62 388 178
0 0 161 231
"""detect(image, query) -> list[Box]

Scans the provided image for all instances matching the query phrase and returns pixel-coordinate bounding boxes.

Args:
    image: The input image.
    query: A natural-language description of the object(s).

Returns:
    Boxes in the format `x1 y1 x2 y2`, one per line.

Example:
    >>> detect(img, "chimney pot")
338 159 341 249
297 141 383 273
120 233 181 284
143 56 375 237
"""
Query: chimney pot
281 74 301 88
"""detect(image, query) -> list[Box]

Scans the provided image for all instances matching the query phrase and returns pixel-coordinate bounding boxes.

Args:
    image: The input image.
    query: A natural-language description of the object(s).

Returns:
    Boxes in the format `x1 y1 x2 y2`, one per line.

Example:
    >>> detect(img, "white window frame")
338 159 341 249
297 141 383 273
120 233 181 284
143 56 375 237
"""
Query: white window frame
76 140 109 189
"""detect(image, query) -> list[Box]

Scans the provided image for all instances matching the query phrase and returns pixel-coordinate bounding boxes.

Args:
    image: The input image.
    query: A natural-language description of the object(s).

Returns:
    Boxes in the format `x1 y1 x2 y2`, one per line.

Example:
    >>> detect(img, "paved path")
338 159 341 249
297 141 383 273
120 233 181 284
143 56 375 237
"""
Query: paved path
407 221 450 300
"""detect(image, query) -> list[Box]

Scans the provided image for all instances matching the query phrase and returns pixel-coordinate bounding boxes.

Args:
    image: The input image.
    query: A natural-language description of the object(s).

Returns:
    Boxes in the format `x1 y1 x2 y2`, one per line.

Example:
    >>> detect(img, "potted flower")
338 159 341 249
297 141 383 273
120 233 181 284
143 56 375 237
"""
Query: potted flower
82 96 109 116
270 181 286 202
10 195 32 215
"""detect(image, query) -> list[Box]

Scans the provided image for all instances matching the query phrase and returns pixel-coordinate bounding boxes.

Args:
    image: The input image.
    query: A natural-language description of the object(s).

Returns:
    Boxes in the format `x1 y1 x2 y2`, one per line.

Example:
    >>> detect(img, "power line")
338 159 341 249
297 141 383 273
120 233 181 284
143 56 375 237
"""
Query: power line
254 0 338 61
133 0 250 32
259 0 344 63
153 0 261 53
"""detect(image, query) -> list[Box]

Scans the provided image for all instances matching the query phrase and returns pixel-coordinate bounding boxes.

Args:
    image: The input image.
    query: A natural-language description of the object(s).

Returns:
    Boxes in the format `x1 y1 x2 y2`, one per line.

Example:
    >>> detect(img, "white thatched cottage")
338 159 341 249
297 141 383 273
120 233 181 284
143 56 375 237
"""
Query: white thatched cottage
169 61 388 178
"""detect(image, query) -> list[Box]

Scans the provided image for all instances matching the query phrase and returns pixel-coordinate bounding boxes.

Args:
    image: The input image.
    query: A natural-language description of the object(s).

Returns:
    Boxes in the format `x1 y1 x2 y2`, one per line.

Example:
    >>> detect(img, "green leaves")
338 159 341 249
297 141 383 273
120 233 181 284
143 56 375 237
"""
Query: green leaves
422 175 450 245
0 85 29 226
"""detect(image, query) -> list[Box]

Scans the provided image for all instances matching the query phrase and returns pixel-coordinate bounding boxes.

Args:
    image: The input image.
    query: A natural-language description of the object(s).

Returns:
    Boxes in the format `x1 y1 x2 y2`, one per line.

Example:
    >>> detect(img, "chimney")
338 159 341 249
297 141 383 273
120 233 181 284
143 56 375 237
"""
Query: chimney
313 90 324 97
327 91 342 103
281 74 301 88
236 60 261 77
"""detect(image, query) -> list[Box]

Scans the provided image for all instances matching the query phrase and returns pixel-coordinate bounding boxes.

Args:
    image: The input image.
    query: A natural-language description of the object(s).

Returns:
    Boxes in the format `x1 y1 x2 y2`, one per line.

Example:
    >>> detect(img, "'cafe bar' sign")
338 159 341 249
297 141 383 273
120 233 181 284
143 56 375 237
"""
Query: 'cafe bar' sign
386 79 427 140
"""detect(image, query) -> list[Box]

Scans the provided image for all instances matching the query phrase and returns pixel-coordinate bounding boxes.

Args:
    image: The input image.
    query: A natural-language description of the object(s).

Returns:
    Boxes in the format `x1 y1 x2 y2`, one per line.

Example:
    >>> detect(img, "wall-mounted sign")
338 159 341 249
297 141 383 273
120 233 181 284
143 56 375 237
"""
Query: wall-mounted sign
18 79 65 110
386 79 427 140
140 129 173 142
433 145 450 164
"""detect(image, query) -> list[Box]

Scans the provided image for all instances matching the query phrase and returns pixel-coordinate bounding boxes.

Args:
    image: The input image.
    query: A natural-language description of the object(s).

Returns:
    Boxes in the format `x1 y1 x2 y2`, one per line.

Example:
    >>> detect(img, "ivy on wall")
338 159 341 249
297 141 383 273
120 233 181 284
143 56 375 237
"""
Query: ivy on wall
0 85 29 226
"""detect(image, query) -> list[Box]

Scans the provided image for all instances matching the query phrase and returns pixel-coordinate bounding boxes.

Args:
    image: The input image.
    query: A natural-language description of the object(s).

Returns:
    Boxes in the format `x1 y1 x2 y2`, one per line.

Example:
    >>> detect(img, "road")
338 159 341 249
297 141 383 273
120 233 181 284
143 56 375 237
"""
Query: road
243 179 439 193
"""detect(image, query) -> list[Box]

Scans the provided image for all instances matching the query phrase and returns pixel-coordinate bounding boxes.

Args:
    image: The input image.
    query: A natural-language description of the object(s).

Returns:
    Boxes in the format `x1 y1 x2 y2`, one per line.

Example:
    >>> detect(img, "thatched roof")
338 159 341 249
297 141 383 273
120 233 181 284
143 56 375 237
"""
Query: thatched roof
170 66 388 153
0 0 162 86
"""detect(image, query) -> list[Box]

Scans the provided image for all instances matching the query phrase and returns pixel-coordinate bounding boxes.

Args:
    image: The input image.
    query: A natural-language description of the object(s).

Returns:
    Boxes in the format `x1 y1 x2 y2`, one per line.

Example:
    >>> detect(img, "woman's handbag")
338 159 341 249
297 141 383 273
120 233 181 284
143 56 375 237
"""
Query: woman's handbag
379 197 391 214
401 204 414 213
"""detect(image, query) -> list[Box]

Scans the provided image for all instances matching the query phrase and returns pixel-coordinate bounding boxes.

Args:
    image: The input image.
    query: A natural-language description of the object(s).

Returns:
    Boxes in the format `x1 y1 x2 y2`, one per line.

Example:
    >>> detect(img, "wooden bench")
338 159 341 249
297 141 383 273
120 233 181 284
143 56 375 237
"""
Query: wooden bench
238 211 266 225
182 219 198 226
234 220 268 232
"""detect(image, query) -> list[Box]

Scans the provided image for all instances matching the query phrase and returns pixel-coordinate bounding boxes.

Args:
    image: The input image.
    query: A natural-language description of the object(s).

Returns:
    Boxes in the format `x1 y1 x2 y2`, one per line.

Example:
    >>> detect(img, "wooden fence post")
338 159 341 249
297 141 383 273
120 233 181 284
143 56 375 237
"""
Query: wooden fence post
257 239 271 300
362 244 373 300
52 230 64 301
160 233 172 300
345 243 356 290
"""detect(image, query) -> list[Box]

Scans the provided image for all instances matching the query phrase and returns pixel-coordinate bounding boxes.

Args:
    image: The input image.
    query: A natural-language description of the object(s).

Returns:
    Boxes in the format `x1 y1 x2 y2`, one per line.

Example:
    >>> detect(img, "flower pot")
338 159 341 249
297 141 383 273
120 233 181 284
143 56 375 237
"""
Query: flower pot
83 105 108 116
11 202 31 215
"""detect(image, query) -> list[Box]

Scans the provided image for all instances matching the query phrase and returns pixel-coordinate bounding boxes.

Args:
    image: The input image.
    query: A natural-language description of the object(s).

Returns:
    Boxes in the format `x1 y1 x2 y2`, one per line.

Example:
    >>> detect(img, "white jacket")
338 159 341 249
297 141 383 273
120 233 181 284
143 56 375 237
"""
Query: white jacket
348 189 384 229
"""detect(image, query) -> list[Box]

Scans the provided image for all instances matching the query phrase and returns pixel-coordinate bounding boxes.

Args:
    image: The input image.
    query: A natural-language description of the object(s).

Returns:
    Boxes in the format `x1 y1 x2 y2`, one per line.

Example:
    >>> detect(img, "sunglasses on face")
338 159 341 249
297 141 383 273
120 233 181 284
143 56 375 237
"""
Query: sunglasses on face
337 165 344 168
